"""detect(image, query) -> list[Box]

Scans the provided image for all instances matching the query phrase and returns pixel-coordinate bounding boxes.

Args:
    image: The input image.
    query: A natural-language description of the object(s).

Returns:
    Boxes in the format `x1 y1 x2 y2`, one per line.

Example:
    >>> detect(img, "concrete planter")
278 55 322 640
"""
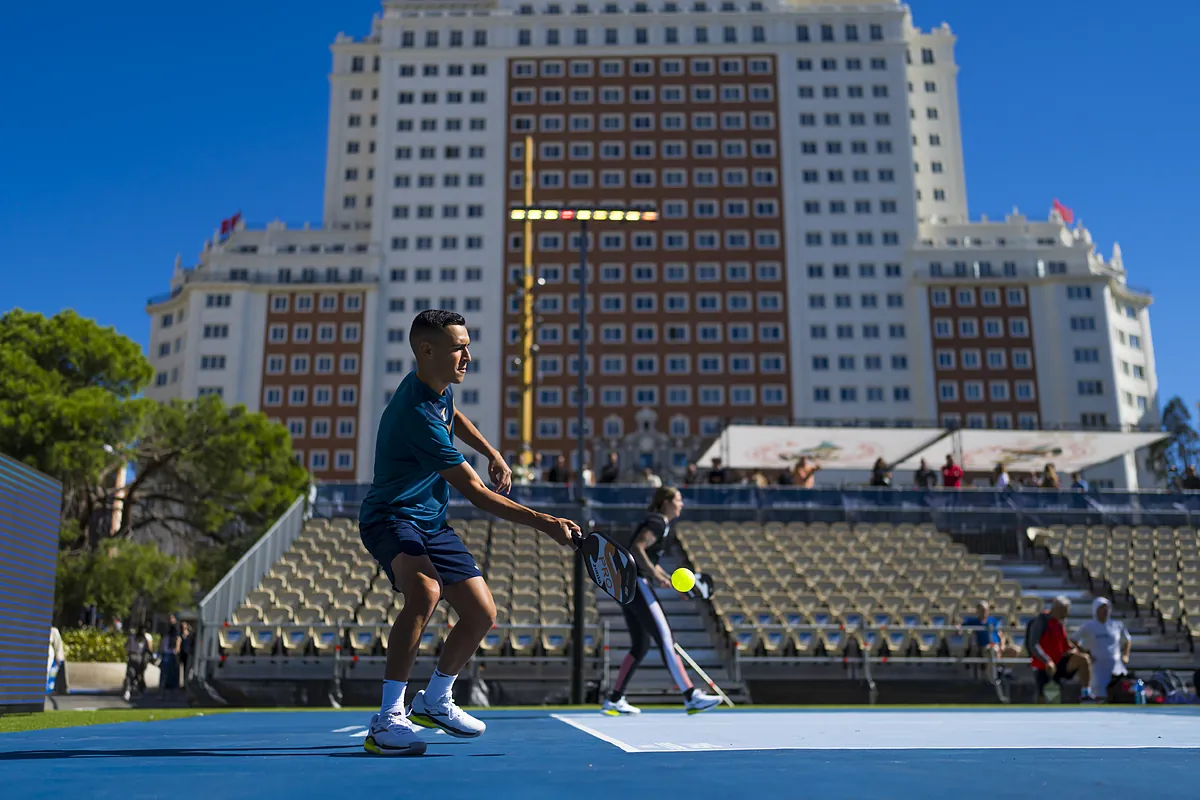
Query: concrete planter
64 662 163 693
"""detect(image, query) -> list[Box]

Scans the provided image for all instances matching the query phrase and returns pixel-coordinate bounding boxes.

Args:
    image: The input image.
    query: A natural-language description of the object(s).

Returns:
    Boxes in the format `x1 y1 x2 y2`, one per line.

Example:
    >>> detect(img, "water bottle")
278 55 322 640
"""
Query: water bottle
1135 679 1146 705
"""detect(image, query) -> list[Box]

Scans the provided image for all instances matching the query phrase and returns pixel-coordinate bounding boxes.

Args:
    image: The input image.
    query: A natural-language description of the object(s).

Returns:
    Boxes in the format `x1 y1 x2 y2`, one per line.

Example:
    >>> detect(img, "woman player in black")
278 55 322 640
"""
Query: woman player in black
602 485 721 716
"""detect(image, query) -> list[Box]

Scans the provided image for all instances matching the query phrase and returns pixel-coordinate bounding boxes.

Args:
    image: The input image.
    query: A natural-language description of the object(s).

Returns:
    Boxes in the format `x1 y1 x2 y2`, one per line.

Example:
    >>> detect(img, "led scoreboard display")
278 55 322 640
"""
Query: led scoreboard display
0 453 61 713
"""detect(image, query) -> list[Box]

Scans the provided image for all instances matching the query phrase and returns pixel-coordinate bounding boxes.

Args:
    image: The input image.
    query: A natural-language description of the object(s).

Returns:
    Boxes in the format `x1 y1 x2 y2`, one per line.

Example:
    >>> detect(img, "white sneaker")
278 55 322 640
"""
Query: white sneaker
685 690 721 715
601 697 641 716
363 712 427 756
408 689 486 738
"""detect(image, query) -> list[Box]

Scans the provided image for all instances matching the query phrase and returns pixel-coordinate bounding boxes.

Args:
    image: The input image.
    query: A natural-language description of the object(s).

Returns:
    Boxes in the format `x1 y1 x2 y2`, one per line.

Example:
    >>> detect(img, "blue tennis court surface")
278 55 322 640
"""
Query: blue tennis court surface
2 708 1199 800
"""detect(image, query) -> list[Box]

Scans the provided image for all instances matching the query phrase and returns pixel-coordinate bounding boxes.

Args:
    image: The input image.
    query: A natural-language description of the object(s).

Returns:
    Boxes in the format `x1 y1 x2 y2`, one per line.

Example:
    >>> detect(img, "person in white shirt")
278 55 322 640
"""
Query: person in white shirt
992 463 1010 489
1074 597 1131 700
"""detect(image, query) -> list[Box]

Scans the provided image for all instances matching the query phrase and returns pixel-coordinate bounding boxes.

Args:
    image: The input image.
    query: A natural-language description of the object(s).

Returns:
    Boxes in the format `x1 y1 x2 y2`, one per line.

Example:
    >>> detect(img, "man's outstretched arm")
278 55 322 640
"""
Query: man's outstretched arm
454 408 512 493
440 462 577 547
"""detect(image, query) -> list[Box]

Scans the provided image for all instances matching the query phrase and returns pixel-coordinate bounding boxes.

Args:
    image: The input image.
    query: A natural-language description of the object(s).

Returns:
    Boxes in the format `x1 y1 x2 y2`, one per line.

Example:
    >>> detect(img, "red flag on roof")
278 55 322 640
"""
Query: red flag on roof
219 218 231 235
1053 199 1075 225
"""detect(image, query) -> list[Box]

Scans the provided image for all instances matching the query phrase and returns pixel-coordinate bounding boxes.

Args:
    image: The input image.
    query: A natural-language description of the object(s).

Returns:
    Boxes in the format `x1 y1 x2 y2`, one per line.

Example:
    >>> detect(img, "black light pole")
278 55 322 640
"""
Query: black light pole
507 206 656 706
570 219 588 706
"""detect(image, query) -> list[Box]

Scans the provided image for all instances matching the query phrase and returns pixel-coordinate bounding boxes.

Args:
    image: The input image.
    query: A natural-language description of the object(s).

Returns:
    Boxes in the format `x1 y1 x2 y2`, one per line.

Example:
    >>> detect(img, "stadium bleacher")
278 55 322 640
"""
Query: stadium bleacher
1031 525 1200 639
218 516 598 661
199 501 1196 707
678 521 1042 659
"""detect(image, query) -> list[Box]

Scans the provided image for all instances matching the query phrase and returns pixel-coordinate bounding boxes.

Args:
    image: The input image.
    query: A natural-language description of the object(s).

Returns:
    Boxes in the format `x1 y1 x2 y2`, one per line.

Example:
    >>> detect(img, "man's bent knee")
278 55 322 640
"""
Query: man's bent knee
391 554 442 617
445 577 497 630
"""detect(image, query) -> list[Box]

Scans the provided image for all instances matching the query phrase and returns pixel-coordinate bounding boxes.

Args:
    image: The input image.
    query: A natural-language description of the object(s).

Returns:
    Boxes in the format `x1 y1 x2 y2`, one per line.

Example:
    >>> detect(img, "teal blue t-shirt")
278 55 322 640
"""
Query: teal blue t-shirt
359 371 466 532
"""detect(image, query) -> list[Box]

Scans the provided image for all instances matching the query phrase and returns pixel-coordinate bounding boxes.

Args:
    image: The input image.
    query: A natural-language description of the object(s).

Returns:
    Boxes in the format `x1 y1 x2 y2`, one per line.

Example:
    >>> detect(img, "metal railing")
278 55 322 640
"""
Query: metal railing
734 623 1023 704
194 495 307 694
313 483 1200 531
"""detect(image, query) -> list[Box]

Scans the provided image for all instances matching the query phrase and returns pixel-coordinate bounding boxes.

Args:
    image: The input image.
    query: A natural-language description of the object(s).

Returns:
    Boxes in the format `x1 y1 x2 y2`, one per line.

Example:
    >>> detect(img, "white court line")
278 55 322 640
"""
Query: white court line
332 726 362 733
551 714 641 753
626 744 1200 753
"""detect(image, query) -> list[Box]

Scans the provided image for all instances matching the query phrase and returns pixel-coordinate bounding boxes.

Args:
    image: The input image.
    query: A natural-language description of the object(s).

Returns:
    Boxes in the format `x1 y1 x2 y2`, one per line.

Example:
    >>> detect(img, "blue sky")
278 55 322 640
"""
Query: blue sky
3 0 1198 411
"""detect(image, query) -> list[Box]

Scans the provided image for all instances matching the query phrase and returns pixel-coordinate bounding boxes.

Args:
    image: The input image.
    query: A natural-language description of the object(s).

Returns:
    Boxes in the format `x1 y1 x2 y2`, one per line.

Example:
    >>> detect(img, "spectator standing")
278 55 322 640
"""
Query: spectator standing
546 455 570 483
126 625 154 695
914 459 937 489
1181 465 1200 490
1071 472 1089 491
1074 597 1131 701
869 458 891 487
1041 463 1061 489
682 463 699 486
580 462 595 487
992 463 1010 489
179 622 195 689
598 452 621 484
707 458 728 484
941 455 963 488
642 467 662 487
159 616 181 691
791 456 820 489
47 625 67 694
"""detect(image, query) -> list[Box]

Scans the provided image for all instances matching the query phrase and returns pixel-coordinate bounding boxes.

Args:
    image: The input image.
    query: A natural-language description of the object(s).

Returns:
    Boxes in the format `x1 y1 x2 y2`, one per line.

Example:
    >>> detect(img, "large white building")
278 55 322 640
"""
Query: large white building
146 0 1160 488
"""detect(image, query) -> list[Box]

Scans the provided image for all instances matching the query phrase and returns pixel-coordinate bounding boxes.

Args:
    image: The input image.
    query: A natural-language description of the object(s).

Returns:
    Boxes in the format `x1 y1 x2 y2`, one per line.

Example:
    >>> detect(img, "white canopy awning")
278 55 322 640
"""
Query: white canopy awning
697 425 1168 474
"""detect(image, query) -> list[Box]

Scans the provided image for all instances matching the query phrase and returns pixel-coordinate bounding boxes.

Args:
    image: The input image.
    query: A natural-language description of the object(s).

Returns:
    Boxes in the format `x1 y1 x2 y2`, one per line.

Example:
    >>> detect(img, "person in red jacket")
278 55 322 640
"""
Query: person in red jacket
941 454 963 488
1029 596 1094 702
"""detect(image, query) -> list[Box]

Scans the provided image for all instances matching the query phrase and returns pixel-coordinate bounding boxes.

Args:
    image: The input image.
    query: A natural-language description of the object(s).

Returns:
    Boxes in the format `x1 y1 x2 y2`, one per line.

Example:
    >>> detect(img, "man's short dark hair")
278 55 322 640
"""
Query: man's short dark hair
410 309 467 353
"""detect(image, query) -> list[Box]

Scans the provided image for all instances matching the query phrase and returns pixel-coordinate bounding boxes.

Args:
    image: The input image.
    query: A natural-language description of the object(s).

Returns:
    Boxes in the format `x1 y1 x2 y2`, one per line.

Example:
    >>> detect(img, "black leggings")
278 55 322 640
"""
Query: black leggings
611 578 691 698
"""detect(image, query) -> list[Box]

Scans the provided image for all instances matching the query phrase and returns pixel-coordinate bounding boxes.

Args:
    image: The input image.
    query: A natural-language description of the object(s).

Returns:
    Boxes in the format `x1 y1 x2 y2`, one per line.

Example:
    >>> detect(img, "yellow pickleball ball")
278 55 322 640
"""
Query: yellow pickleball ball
671 568 696 593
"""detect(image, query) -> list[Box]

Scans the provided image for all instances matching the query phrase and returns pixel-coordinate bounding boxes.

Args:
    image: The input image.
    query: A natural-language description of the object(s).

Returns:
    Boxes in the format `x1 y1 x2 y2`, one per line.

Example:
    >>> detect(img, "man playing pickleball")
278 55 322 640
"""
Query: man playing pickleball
359 310 580 756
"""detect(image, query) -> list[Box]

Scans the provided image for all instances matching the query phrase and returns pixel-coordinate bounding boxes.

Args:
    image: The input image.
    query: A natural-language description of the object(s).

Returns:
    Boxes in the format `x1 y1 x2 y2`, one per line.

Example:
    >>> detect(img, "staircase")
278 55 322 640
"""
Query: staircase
594 550 749 705
992 555 1196 674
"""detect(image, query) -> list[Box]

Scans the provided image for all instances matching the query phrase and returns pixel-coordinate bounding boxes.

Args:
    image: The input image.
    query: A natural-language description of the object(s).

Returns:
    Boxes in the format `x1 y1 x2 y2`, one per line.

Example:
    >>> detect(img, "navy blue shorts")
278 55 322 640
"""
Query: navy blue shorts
359 517 482 590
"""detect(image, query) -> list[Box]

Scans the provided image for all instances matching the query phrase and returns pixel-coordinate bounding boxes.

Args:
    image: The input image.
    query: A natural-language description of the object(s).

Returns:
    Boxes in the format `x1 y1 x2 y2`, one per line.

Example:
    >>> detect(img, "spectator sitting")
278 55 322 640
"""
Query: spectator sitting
869 458 891 487
707 457 728 484
750 470 769 487
1074 597 1131 702
791 456 819 489
776 468 795 486
941 454 963 488
642 466 662 488
1029 596 1095 702
598 451 621 484
1041 463 1061 489
1071 472 1088 491
914 458 937 489
580 462 595 487
961 601 1021 668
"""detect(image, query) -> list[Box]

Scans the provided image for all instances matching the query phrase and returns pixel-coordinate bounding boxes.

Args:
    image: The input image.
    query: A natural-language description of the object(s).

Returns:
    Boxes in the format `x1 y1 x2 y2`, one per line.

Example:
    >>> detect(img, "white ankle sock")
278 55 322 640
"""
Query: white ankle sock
425 669 457 704
380 680 407 716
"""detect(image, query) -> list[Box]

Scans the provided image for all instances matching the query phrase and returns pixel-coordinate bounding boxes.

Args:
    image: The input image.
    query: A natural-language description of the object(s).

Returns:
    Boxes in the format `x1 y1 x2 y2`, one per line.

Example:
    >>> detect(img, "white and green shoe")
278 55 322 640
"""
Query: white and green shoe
363 712 427 756
408 689 486 738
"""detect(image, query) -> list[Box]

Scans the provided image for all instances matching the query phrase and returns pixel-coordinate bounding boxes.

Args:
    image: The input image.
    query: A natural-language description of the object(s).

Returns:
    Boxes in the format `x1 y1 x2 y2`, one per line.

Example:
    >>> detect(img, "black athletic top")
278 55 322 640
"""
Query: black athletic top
625 513 672 578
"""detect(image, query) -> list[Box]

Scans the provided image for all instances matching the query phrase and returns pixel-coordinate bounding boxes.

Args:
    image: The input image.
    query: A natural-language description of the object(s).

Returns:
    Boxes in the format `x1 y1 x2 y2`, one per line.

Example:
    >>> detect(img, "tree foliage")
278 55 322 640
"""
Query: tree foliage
1144 396 1200 482
0 309 309 624
55 542 195 629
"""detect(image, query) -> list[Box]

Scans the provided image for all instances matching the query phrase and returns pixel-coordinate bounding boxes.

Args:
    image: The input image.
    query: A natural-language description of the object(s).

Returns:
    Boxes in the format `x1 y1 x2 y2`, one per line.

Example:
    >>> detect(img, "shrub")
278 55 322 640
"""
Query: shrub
61 629 161 662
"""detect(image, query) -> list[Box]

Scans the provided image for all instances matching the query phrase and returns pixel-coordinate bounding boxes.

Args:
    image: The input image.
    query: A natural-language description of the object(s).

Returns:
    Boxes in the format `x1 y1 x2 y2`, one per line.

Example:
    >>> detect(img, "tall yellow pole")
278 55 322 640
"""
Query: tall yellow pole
520 135 535 467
